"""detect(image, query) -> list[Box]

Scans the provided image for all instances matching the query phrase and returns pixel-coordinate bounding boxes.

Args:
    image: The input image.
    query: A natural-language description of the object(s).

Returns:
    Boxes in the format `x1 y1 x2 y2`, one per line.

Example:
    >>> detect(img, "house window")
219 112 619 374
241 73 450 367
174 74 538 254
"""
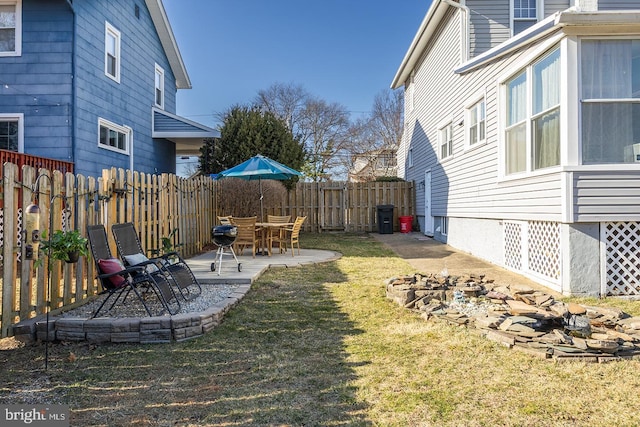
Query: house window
440 217 448 236
581 39 640 164
0 114 21 151
407 147 413 168
105 22 121 82
439 123 453 159
468 99 485 146
0 1 20 56
98 118 129 153
512 0 538 35
505 47 560 175
154 64 164 108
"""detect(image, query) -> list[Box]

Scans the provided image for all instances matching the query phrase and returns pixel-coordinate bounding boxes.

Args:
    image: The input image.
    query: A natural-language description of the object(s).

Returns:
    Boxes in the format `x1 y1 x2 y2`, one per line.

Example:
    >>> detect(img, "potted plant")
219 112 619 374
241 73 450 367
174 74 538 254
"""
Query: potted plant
39 229 89 264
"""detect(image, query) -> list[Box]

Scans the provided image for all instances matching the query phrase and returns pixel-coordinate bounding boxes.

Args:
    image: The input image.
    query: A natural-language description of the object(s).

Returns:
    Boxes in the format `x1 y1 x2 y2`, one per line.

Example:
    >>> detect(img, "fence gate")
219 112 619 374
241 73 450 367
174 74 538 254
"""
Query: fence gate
318 182 345 231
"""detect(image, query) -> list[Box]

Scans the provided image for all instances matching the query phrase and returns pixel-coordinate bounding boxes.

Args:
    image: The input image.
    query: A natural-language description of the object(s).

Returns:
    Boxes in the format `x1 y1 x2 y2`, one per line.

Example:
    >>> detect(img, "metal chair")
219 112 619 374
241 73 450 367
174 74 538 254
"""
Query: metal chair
87 224 180 317
111 222 202 301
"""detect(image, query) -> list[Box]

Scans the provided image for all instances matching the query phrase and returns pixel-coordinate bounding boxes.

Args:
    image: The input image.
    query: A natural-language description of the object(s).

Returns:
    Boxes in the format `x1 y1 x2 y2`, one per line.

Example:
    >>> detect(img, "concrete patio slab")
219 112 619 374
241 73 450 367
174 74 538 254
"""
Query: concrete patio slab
186 247 342 285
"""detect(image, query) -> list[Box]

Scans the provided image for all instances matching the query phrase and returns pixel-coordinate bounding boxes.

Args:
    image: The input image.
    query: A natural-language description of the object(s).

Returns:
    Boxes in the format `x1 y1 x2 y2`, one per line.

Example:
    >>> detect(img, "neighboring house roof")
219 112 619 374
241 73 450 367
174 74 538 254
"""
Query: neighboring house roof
152 108 220 156
349 148 397 181
145 0 191 89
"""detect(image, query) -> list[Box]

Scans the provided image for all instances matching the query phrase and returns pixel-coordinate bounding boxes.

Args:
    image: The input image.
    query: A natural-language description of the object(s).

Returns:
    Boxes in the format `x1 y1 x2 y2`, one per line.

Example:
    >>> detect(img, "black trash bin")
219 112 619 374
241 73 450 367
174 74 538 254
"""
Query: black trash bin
377 204 394 234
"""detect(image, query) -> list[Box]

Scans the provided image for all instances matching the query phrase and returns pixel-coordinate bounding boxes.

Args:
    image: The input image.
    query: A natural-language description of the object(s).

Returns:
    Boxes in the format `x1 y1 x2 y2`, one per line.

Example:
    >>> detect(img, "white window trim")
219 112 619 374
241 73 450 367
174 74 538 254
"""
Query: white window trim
0 113 23 151
438 120 454 161
465 95 486 149
440 217 448 236
105 21 121 83
510 0 544 37
497 37 563 181
98 118 130 154
407 74 415 113
154 63 165 109
0 0 21 57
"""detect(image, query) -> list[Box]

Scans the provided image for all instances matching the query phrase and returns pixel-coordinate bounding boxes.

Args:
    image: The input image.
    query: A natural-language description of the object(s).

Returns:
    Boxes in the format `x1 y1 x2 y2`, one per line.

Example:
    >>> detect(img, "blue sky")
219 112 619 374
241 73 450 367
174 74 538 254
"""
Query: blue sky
163 0 430 130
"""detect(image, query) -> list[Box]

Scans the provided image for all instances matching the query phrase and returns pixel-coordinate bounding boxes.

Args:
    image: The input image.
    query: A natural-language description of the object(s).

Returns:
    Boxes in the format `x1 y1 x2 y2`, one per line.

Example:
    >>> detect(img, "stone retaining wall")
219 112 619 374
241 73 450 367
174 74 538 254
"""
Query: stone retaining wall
12 285 250 344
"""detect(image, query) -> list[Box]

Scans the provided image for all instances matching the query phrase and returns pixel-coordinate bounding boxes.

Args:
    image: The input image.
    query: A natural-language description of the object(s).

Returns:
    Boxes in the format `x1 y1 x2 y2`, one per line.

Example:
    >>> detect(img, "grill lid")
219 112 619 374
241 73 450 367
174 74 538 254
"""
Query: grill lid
212 225 237 246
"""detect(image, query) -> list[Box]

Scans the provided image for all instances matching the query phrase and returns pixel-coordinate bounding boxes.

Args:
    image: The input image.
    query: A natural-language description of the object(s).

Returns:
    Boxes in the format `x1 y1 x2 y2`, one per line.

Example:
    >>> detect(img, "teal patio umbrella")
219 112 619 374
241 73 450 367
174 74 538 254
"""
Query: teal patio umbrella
215 154 303 221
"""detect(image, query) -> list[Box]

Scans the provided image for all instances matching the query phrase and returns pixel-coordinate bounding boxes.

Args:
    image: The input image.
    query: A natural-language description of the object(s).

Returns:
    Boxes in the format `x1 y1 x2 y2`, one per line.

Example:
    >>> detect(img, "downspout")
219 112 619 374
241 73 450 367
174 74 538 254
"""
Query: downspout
126 126 134 172
441 0 470 63
65 0 76 166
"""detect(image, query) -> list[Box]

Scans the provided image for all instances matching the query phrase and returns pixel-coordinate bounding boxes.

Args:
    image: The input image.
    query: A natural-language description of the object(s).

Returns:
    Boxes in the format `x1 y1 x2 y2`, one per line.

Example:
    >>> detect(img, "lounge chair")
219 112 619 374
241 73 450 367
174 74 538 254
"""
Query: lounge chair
111 222 202 301
87 224 180 317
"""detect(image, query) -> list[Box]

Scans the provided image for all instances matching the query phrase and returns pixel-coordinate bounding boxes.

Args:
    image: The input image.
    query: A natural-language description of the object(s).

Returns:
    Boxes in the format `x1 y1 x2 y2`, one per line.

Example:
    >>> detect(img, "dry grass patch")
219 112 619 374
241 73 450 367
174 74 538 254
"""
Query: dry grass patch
0 233 639 426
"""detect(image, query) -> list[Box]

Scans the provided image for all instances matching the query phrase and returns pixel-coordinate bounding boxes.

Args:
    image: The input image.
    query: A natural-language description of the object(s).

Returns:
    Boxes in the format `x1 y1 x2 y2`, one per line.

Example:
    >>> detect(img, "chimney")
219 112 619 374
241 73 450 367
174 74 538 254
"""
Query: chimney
574 0 598 11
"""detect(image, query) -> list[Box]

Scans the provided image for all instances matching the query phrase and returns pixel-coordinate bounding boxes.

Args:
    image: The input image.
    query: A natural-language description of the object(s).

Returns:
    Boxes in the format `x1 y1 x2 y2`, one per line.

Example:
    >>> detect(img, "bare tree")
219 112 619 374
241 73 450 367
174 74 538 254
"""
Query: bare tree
254 82 309 133
254 83 352 181
299 98 351 181
370 89 404 151
344 90 404 181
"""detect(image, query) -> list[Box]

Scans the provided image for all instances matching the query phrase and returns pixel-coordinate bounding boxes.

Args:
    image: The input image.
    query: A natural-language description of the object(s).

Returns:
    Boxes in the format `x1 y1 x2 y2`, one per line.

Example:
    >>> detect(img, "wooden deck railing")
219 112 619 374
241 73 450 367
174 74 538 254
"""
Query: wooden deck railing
0 149 74 176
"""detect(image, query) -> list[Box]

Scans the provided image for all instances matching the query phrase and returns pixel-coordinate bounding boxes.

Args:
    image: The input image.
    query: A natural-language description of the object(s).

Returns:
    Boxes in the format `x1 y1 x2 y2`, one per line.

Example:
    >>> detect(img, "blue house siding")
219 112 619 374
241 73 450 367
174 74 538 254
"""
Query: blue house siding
0 0 74 161
71 0 178 177
0 0 204 177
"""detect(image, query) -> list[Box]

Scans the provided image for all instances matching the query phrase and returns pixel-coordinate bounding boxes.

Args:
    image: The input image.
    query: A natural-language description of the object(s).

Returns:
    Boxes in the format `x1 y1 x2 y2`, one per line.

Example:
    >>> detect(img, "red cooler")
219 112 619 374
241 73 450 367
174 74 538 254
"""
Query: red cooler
399 216 413 233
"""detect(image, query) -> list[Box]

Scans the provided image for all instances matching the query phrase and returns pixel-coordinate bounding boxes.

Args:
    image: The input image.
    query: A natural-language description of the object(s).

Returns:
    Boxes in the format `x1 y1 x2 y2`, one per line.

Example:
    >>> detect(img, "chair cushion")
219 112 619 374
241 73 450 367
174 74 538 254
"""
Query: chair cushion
98 258 127 289
124 253 159 273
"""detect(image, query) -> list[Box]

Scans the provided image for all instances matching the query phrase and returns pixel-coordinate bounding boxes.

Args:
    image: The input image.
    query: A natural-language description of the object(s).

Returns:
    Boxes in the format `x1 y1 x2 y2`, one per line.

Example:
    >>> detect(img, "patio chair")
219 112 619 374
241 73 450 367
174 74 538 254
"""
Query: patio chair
217 215 233 225
283 216 306 257
266 214 291 255
111 222 202 301
230 216 260 257
87 224 180 317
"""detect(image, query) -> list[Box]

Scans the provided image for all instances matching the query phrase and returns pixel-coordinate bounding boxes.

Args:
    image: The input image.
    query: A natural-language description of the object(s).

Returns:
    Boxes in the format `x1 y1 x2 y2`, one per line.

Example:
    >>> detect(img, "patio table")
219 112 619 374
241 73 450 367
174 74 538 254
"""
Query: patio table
256 222 294 256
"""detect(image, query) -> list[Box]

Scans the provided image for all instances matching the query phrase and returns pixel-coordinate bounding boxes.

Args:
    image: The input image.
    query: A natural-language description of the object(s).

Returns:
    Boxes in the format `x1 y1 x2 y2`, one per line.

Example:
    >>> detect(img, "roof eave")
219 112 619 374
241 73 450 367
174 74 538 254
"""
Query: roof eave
145 0 192 89
454 10 640 74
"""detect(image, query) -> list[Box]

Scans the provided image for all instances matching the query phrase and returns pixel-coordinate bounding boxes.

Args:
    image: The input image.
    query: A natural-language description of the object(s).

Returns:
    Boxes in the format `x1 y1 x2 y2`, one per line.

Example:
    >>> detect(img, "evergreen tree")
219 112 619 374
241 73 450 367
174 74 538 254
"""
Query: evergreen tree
200 105 305 184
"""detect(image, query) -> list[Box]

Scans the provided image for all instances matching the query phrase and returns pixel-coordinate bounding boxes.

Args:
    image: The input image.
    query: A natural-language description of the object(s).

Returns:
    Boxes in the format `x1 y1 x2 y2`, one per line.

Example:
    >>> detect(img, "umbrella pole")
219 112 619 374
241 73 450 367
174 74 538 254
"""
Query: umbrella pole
259 178 264 223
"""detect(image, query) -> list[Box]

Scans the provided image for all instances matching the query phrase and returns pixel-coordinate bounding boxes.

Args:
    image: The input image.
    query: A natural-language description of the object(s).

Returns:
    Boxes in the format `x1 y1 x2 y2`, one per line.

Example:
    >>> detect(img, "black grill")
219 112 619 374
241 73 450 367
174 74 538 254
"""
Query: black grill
212 225 237 247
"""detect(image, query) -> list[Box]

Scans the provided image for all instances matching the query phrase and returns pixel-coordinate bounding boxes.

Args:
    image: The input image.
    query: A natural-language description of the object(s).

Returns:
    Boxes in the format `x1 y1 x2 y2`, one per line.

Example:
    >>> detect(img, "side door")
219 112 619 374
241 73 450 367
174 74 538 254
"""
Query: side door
424 170 434 236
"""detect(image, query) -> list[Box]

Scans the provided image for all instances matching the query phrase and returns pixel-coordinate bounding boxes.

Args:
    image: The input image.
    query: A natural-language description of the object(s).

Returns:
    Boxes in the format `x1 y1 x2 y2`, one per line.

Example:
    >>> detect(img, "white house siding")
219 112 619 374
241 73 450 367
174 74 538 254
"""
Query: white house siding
403 8 460 230
545 0 571 15
599 0 640 10
402 7 567 228
468 0 511 57
573 170 640 222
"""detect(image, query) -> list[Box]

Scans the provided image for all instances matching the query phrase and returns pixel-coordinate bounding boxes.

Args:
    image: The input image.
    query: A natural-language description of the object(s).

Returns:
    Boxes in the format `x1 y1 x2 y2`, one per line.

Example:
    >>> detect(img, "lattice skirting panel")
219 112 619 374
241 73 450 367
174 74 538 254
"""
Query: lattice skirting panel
504 220 561 285
504 221 523 271
603 222 640 297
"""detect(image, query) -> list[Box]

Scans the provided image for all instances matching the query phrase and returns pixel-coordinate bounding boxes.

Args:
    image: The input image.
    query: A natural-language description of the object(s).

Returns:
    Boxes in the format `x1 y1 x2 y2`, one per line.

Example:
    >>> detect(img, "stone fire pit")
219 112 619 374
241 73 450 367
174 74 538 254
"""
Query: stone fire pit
386 273 640 362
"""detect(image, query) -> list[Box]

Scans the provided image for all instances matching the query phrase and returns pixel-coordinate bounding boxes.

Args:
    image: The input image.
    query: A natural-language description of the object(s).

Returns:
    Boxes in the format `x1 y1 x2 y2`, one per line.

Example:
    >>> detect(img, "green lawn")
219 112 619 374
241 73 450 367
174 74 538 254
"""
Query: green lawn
1 232 639 426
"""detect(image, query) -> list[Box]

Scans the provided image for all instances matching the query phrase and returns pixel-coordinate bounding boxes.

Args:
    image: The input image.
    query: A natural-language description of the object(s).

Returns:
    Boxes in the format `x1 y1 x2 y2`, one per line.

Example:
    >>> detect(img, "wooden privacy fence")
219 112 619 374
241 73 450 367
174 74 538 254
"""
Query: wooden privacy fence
0 164 215 337
0 162 414 337
281 181 415 232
